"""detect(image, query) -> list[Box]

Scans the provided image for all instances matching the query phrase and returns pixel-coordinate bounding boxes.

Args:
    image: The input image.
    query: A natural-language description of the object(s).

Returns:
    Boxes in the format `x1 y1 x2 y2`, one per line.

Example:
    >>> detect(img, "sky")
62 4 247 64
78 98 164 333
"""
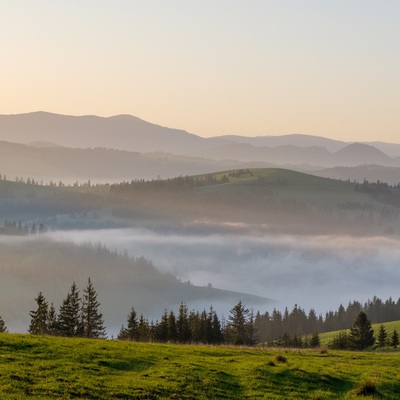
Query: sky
2 1 400 142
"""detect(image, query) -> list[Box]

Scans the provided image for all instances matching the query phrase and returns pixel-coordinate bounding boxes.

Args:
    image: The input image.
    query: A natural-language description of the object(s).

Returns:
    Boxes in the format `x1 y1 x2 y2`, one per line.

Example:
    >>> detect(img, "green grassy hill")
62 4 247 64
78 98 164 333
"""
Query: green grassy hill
320 320 400 347
1 333 400 399
1 167 399 235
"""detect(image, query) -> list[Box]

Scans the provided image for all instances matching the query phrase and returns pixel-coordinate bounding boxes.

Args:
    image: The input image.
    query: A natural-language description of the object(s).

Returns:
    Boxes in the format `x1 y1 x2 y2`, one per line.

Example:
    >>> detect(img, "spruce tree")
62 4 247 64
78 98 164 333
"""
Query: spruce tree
81 278 106 338
176 302 190 343
137 314 150 342
156 310 169 342
310 332 321 348
28 292 49 335
118 307 139 341
0 315 7 333
58 282 82 337
211 310 224 344
226 300 250 345
377 324 388 348
391 329 399 349
167 311 177 342
47 303 58 335
348 312 375 350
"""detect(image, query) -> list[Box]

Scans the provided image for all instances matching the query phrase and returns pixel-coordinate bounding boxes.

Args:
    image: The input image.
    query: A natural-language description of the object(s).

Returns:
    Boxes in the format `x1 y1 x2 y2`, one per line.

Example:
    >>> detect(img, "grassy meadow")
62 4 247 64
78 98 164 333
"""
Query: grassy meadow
1 333 400 399
319 320 400 348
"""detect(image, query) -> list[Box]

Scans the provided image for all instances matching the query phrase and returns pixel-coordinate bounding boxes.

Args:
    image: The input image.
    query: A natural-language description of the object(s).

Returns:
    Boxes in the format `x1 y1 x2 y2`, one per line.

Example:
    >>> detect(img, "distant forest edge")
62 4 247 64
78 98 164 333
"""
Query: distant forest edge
1 168 400 236
2 277 400 350
0 239 270 333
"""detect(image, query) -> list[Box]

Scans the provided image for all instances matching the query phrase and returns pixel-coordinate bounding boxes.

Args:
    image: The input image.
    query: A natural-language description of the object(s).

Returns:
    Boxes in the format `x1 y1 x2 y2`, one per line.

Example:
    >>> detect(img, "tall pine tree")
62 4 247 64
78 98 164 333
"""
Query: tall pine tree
81 278 106 339
58 282 82 337
377 324 388 348
118 307 139 341
47 303 58 335
348 312 375 350
28 292 49 335
226 300 251 345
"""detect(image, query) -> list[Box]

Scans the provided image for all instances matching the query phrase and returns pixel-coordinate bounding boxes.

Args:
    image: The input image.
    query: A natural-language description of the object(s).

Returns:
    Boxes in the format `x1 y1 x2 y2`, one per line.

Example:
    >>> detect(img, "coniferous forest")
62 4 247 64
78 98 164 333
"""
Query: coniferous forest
2 280 400 351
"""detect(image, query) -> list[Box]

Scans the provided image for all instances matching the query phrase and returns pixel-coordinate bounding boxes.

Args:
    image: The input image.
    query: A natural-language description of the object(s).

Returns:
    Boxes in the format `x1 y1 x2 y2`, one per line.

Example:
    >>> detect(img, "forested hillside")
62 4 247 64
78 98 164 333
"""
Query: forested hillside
1 168 399 236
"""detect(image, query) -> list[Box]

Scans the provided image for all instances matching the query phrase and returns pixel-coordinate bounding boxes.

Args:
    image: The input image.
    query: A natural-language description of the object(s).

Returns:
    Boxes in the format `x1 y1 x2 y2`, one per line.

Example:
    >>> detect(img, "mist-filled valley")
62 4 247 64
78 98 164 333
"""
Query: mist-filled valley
1 163 400 337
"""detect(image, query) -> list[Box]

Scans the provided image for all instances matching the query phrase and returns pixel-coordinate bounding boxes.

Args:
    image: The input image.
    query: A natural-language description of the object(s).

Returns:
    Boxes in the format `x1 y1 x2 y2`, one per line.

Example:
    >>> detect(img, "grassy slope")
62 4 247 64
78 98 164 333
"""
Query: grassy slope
319 320 400 347
198 168 377 204
1 334 400 399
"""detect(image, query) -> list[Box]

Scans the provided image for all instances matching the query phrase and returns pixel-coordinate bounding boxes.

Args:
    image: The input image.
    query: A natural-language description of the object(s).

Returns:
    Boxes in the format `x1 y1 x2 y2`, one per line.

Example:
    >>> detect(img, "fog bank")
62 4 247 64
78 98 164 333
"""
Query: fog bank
51 228 400 314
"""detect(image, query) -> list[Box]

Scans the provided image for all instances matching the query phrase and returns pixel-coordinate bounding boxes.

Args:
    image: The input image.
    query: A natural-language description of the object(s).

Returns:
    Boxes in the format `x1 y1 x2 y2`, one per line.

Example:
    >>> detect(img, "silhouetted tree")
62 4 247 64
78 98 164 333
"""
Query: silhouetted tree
167 311 177 342
81 278 106 338
226 300 251 345
29 292 49 335
377 325 388 348
137 314 150 342
391 329 399 349
47 303 58 335
118 307 139 341
348 312 375 350
58 282 82 337
310 332 320 348
176 302 190 343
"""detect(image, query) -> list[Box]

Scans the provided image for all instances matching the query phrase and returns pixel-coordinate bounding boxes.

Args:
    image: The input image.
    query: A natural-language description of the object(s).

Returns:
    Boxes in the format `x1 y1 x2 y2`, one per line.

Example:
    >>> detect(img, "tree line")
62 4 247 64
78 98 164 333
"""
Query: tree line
110 174 230 194
329 316 399 351
27 279 106 339
2 287 400 351
254 296 400 343
117 300 258 345
0 219 49 236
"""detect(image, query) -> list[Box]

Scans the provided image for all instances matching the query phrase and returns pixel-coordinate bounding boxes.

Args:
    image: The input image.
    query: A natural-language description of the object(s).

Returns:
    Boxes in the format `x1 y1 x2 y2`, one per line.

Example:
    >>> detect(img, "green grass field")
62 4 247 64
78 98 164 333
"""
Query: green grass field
1 333 400 399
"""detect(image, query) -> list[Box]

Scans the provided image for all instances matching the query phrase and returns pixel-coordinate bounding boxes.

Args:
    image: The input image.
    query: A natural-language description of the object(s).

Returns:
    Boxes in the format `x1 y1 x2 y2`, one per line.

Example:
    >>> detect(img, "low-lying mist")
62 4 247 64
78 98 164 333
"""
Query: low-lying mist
52 227 400 314
2 226 400 336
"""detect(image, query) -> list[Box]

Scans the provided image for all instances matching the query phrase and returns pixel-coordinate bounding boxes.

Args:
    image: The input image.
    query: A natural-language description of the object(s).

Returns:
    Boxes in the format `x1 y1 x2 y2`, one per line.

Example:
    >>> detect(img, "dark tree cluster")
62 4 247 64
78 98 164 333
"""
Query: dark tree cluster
355 179 400 208
118 301 254 345
330 317 399 351
255 296 400 343
267 331 321 349
0 219 48 236
228 169 253 178
110 174 230 195
28 279 106 339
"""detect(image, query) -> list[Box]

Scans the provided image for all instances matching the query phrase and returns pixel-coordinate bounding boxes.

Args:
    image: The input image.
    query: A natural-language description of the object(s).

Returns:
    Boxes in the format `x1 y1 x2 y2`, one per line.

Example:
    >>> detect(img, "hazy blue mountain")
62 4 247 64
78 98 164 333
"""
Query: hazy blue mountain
362 141 400 158
0 112 228 154
332 143 395 167
214 133 347 152
1 112 400 173
313 165 400 186
0 140 273 183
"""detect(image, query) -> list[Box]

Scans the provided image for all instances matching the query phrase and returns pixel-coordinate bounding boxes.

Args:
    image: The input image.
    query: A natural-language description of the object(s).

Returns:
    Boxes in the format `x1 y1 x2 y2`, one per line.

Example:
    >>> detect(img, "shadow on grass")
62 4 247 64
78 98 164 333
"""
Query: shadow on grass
255 366 354 397
206 370 245 399
97 358 154 372
375 381 400 399
0 340 36 351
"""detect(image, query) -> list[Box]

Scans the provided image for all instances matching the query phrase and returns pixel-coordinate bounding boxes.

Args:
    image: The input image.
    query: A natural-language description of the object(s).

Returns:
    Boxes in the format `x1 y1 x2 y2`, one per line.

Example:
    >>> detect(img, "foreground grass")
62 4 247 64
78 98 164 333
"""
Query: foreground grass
1 334 400 399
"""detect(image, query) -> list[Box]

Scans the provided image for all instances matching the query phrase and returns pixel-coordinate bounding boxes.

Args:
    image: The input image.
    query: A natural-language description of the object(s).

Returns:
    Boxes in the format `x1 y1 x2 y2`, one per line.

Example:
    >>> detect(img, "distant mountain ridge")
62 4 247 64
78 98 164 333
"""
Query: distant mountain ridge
1 112 400 182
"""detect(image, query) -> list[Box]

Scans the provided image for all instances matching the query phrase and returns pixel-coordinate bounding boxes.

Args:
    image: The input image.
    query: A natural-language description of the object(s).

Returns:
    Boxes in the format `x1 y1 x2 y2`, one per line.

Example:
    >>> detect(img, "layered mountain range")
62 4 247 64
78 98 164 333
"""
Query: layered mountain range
1 112 400 183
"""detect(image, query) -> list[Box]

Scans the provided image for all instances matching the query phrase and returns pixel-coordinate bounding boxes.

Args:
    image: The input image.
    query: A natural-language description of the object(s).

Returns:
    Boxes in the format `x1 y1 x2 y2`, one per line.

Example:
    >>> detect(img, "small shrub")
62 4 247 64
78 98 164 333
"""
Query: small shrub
274 354 287 363
355 378 379 397
267 360 275 366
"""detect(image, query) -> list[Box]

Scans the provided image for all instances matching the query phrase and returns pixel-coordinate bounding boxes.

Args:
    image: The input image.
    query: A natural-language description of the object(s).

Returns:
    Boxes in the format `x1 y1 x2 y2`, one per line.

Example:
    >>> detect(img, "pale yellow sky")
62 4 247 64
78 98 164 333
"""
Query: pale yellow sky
2 1 400 142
